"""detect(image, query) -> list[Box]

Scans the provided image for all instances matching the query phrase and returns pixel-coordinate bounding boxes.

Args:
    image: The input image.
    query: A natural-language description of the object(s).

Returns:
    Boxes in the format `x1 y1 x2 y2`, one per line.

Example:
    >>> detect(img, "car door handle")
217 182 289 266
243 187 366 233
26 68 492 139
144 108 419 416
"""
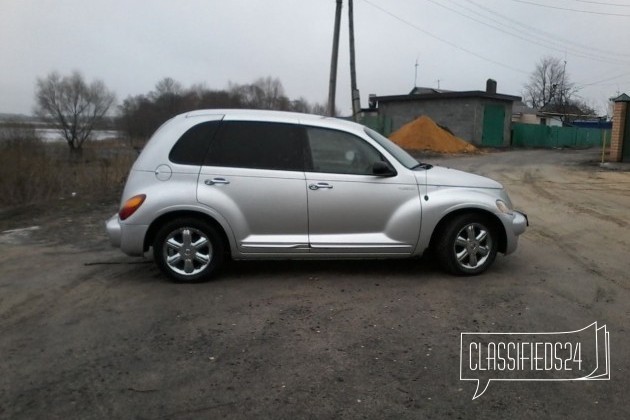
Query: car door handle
204 177 230 185
308 182 333 190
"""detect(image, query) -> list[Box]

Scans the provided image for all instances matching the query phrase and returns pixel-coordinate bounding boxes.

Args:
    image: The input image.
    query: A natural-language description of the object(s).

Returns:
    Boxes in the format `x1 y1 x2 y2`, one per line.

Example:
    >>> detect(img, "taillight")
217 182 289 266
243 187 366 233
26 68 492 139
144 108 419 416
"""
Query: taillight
119 194 146 221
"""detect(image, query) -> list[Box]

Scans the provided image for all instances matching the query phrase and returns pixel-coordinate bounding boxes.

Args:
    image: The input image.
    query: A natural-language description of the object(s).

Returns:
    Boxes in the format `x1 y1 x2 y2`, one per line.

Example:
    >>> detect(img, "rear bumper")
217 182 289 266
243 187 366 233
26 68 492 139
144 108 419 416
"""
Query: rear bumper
106 214 122 247
105 214 148 256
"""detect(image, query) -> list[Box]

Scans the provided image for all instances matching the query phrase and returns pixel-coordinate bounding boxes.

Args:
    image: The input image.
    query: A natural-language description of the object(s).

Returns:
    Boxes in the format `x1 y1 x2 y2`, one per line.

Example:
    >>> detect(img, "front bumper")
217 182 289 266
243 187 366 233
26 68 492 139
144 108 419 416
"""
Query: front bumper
503 210 528 255
513 210 528 233
105 214 148 256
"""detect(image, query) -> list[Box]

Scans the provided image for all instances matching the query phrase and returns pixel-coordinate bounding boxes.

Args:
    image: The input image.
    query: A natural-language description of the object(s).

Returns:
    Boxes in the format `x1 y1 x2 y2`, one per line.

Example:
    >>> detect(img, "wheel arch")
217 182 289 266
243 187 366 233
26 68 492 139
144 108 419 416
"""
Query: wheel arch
429 208 507 254
143 210 232 258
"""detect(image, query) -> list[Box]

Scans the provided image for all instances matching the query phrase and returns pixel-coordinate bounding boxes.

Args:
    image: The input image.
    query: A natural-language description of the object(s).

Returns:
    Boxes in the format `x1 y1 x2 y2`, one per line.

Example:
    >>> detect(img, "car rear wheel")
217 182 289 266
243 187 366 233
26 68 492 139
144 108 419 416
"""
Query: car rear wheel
153 218 224 283
435 214 498 275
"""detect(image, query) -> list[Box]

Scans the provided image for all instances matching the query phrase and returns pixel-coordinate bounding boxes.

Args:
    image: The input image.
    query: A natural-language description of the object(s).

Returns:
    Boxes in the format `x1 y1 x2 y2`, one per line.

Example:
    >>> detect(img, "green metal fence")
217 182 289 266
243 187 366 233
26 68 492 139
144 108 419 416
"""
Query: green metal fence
512 123 611 148
359 115 394 137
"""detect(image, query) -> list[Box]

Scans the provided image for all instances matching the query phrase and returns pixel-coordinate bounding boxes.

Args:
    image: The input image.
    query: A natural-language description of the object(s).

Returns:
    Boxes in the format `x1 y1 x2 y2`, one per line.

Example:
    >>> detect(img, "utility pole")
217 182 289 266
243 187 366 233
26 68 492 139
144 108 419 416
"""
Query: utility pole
327 0 343 117
348 0 360 121
414 58 419 88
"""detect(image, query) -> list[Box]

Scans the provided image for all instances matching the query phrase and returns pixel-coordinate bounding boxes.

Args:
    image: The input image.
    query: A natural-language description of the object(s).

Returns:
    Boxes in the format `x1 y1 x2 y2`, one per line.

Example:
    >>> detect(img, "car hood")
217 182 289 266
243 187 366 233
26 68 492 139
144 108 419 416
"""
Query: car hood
415 166 503 189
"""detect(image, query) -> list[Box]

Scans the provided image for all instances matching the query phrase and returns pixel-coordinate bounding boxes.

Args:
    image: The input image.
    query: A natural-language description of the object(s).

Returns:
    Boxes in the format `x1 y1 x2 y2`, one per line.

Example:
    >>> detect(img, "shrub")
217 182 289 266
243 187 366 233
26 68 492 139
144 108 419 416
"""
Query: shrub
0 125 135 207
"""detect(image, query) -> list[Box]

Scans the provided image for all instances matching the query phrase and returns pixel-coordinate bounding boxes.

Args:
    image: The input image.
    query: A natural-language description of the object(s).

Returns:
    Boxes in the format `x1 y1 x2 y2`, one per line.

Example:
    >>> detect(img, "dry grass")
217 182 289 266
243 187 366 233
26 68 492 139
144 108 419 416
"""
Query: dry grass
0 126 136 207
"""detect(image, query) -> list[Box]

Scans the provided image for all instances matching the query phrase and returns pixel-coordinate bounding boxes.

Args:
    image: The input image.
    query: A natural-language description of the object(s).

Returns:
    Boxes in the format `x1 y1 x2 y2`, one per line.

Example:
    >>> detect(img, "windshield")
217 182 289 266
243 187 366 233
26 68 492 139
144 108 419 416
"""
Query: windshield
364 127 420 169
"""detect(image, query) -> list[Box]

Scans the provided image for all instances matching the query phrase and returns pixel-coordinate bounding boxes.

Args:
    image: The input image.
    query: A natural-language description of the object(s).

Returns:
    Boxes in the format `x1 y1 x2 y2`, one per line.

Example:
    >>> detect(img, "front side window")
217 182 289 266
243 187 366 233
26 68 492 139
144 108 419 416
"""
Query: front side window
364 127 418 169
306 127 385 175
205 121 305 171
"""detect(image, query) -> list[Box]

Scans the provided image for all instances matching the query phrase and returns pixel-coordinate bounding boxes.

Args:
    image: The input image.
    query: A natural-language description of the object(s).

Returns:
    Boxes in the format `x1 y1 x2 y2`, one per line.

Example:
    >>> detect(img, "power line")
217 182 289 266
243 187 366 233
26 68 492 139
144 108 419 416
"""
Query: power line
460 0 630 58
508 0 630 16
359 0 529 75
428 0 630 65
577 72 630 87
570 0 630 7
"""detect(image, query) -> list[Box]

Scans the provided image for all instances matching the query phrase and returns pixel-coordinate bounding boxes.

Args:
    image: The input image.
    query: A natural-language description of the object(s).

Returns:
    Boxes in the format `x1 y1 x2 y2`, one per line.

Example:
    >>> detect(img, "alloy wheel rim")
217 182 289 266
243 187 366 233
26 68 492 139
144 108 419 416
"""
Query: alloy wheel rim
453 223 492 270
163 227 213 276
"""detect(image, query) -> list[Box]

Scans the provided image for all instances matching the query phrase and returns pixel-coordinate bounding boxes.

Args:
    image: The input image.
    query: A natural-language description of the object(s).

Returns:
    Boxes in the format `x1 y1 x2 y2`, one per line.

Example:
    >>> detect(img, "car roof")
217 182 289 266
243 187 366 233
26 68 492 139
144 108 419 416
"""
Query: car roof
181 109 363 132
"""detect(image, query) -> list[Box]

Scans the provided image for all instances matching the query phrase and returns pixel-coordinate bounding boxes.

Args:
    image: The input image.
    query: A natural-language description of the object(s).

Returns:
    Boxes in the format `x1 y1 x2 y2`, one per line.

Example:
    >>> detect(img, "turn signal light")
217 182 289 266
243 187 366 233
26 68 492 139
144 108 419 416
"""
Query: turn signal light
119 194 146 220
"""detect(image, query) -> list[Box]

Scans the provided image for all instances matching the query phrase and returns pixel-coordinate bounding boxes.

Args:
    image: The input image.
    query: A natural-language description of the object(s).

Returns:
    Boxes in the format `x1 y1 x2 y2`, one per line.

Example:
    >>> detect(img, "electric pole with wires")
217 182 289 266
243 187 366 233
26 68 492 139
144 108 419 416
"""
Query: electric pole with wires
327 0 343 117
349 0 361 121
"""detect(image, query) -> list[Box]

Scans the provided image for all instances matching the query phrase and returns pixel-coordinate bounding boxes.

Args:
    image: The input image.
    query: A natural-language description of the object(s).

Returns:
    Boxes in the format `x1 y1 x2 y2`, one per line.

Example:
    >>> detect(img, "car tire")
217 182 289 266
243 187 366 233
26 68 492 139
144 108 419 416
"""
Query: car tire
153 218 224 283
435 214 498 276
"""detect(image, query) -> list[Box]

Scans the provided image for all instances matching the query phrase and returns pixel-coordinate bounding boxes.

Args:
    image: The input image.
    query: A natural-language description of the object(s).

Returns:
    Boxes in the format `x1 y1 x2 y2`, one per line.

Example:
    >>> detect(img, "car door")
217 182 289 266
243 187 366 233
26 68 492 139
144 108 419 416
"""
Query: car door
305 126 421 255
197 120 309 254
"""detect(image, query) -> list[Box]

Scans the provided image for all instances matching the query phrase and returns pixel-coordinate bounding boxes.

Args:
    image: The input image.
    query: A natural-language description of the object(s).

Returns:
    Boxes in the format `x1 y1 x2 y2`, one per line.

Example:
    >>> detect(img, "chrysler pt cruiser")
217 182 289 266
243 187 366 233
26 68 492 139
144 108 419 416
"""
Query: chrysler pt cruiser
106 110 527 282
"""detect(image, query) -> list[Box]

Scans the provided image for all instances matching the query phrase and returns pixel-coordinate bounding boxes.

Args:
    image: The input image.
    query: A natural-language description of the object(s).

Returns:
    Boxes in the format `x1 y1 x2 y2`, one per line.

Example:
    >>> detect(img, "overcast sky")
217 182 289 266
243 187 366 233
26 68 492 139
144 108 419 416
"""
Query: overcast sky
2 0 629 116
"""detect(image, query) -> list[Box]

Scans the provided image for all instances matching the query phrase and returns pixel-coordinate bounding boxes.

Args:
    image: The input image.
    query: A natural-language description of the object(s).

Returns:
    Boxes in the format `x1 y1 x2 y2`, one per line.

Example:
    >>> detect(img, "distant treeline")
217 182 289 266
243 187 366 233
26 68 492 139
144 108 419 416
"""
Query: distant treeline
0 114 116 131
117 76 331 141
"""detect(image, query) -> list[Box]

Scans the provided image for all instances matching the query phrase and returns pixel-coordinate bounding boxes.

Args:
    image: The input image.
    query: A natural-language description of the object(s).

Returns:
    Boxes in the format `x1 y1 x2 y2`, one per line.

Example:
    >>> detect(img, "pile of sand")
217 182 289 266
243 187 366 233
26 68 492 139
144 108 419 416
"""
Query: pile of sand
389 115 477 153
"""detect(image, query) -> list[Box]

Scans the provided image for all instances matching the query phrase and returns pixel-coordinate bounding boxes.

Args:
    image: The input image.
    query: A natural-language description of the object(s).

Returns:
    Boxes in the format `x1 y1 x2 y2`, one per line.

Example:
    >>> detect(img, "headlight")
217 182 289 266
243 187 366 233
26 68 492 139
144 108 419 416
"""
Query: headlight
496 199 513 215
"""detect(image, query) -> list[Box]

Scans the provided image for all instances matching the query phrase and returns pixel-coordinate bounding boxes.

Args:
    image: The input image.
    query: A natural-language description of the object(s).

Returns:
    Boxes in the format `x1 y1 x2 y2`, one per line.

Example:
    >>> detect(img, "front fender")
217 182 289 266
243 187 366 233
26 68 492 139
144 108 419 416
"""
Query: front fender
416 186 505 254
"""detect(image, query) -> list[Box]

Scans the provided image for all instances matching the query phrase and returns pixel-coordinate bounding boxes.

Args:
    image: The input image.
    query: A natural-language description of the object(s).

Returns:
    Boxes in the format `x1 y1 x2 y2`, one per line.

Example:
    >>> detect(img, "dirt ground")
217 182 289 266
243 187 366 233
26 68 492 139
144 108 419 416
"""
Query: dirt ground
1 148 629 419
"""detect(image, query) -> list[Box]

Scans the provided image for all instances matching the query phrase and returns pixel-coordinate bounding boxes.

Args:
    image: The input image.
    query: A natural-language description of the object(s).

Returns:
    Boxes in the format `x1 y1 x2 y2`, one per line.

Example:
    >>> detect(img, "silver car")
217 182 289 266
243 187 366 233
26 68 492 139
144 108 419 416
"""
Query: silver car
106 109 527 282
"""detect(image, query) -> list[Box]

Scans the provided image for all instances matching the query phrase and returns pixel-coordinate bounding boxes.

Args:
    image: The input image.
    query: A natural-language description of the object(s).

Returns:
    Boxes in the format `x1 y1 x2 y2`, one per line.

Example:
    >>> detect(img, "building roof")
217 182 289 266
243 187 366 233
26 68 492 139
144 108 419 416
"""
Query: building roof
408 86 451 95
613 93 630 102
540 103 594 117
512 101 538 115
374 90 521 103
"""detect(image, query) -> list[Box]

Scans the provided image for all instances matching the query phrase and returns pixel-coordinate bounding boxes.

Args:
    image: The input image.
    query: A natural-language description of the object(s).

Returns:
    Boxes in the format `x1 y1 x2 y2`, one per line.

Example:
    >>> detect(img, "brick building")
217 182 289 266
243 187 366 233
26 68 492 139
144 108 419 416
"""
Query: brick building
371 79 520 147
610 93 630 162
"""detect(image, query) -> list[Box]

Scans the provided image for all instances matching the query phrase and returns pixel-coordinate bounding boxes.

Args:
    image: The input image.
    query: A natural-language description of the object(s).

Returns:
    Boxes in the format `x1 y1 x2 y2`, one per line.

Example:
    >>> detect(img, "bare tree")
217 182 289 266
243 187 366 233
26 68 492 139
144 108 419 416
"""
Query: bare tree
35 71 115 152
151 77 183 99
289 97 312 113
311 101 340 116
523 56 575 109
310 102 328 116
228 82 265 109
116 76 338 141
149 77 186 117
228 77 291 110
253 76 288 109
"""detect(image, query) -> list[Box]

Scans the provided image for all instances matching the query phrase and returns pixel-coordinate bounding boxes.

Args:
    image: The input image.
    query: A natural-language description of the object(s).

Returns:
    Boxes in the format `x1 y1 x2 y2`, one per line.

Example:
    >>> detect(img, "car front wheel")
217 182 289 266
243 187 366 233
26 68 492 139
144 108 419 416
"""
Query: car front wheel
436 214 498 275
153 218 224 283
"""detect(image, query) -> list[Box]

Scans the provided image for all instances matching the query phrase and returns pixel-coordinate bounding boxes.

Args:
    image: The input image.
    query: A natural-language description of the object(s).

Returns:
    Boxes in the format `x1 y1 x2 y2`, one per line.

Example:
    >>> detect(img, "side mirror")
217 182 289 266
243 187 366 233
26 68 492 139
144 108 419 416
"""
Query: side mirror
372 161 396 177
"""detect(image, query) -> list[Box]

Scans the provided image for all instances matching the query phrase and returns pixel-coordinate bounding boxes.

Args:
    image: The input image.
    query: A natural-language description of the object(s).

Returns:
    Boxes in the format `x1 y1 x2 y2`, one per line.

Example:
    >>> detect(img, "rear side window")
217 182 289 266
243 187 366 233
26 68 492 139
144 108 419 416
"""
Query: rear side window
169 121 220 165
205 121 305 171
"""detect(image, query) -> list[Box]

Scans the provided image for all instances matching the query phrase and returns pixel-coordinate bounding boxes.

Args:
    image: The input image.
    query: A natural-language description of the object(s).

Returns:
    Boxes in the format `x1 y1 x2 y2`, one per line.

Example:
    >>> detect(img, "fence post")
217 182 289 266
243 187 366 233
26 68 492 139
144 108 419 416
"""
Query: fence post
601 129 606 163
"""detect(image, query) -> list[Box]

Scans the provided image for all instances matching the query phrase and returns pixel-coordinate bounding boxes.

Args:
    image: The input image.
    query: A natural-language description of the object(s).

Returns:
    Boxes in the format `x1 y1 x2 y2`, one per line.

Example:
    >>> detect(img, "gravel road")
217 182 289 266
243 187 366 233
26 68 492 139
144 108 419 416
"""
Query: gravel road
1 148 628 419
